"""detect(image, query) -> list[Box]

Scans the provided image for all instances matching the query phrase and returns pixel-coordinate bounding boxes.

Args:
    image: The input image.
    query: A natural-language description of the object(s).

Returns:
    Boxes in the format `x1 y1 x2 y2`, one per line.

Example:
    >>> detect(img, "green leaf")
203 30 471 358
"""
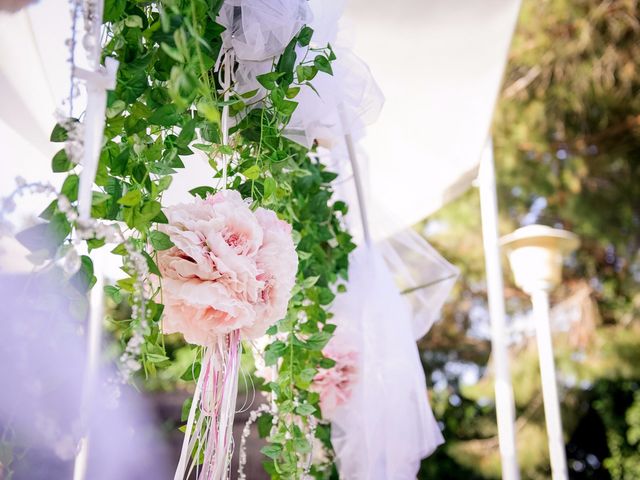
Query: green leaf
240 89 259 99
50 123 69 142
117 189 142 206
257 413 273 438
52 149 73 172
181 397 192 423
297 26 313 47
323 323 337 334
149 104 180 127
71 255 95 293
146 353 170 363
276 36 298 85
149 230 174 250
132 163 148 184
16 217 68 254
314 55 333 75
39 200 57 220
279 400 294 414
296 65 317 83
298 368 317 384
117 276 135 293
153 210 169 224
265 340 287 366
87 237 106 251
263 177 276 199
103 0 126 22
138 202 162 224
295 402 316 416
161 42 184 63
256 72 283 90
176 119 196 148
104 285 122 304
111 243 128 256
305 331 332 351
278 99 298 116
124 15 143 28
242 165 261 180
180 362 201 382
260 444 282 460
156 176 173 193
265 324 278 335
92 192 112 205
293 438 312 454
301 276 320 289
61 175 80 202
189 186 215 199
106 100 126 118
285 87 301 99
142 250 161 276
196 99 221 124
318 357 336 369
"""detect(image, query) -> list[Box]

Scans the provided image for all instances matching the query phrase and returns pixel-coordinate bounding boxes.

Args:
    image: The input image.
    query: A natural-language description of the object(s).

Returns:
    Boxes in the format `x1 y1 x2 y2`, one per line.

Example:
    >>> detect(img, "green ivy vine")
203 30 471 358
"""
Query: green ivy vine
26 0 354 477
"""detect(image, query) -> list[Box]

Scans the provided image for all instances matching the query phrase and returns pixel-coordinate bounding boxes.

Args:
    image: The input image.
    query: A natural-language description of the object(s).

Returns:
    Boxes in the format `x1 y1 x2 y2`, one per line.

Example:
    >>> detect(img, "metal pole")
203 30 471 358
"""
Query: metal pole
530 289 569 480
478 138 520 480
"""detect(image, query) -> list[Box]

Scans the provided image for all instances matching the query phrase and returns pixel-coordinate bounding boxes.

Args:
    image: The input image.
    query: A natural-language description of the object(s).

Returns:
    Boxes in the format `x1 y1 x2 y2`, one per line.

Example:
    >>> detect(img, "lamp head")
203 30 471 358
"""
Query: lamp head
500 224 579 294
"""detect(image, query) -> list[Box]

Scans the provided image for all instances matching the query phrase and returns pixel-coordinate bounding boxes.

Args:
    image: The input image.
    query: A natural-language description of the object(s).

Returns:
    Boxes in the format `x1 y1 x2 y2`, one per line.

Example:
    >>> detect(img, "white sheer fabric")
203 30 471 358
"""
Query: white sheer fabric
380 228 459 340
327 245 444 479
324 143 459 341
283 48 383 148
307 0 347 47
217 0 311 62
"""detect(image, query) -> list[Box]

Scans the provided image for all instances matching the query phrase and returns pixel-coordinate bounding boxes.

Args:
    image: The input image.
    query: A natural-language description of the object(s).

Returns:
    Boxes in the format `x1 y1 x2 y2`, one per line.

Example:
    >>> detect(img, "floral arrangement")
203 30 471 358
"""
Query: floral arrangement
158 190 297 345
4 0 359 477
312 339 358 418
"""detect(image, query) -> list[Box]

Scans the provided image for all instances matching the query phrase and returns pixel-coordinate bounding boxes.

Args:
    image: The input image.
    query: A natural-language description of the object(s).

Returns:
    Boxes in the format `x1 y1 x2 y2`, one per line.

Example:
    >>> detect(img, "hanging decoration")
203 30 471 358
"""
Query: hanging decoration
163 191 297 478
4 0 459 478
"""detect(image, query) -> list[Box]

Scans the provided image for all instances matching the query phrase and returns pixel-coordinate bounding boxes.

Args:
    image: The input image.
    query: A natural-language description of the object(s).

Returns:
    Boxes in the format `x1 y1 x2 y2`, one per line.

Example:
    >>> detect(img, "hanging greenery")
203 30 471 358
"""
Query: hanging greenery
19 0 355 477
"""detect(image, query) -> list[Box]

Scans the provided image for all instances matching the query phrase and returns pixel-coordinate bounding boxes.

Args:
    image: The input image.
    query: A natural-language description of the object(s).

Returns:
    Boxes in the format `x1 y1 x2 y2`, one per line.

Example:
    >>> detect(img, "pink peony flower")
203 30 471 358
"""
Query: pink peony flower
312 339 358 418
157 190 297 345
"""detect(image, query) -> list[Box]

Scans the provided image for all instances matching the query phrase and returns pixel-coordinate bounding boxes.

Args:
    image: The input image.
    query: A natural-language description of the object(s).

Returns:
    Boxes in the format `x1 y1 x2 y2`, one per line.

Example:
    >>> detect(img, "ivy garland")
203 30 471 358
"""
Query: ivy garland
24 0 355 477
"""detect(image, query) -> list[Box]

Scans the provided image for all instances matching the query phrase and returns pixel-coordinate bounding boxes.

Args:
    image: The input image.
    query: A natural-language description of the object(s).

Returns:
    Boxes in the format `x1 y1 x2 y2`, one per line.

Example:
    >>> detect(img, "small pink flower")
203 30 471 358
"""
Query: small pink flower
157 191 297 345
312 339 358 418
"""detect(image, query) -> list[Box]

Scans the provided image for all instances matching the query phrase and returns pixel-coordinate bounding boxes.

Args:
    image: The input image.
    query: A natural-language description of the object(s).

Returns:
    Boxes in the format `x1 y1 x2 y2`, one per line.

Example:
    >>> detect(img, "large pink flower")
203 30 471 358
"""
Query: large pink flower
157 190 297 345
243 208 298 338
312 339 359 418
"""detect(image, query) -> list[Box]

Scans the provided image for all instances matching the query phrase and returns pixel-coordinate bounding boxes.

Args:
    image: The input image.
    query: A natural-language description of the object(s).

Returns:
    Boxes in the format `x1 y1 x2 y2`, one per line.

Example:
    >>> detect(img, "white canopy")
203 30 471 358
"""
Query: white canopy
0 0 520 234
343 0 521 237
0 2 71 193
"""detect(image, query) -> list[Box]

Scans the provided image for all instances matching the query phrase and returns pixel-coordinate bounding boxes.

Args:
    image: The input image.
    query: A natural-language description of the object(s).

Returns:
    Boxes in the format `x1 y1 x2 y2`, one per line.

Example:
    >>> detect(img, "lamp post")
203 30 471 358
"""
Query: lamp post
501 225 579 480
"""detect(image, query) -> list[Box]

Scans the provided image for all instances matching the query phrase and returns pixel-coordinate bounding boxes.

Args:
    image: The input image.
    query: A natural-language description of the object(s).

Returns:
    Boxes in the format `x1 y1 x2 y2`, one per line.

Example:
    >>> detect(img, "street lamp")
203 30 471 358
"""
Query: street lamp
501 224 579 480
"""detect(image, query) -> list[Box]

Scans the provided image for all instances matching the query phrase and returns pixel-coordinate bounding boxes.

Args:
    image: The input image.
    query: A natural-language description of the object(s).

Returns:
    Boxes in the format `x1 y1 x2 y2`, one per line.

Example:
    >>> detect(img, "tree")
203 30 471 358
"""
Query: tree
419 1 640 478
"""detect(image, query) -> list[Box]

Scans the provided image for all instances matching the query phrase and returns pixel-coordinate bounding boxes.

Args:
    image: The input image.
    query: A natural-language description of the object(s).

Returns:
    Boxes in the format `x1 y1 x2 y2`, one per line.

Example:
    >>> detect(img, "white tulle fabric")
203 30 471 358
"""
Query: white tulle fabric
217 0 311 62
380 228 459 340
322 142 459 341
307 0 347 47
327 245 444 479
217 0 311 100
283 48 384 148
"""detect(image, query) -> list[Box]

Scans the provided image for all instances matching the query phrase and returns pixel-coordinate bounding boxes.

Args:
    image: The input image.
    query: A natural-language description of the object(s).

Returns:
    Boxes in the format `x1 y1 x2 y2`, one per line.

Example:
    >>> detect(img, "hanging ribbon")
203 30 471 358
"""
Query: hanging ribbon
174 332 242 480
174 49 242 480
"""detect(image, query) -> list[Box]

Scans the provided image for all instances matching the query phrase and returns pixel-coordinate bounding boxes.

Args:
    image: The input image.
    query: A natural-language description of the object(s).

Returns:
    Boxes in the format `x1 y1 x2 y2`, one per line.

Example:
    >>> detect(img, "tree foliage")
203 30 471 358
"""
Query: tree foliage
420 1 640 478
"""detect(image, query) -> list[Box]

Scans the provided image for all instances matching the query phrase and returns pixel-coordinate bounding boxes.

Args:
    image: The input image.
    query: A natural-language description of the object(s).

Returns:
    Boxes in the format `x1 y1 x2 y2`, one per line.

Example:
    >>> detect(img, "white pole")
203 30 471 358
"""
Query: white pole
73 251 105 480
478 138 520 480
530 289 568 480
